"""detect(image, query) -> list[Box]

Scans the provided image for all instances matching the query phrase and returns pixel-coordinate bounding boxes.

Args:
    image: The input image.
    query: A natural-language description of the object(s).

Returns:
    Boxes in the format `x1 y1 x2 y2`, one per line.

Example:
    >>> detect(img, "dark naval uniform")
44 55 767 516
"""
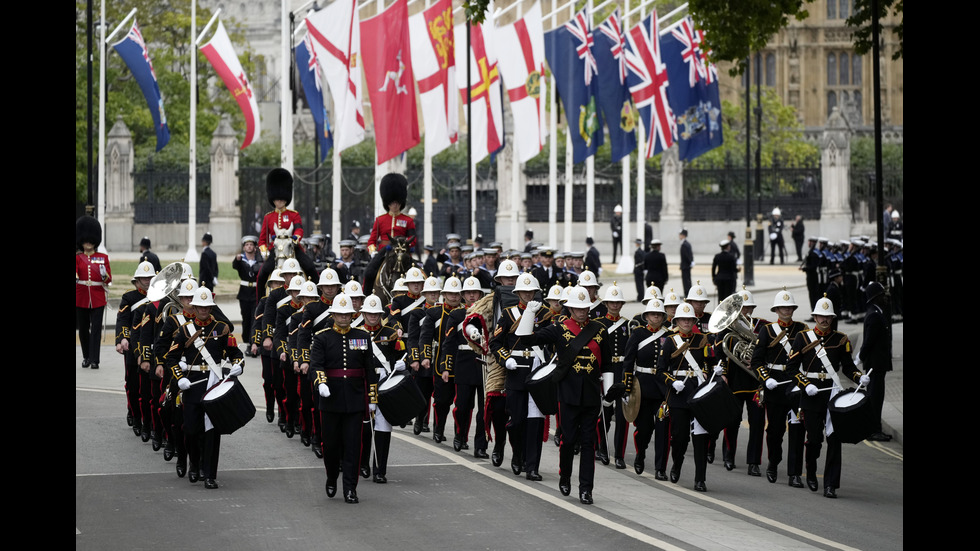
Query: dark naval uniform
232 251 263 341
444 307 489 455
406 301 436 433
595 312 632 467
116 287 149 436
718 317 768 474
311 324 379 501
752 319 809 484
622 323 670 477
789 327 863 495
420 302 463 442
362 321 405 481
297 296 334 456
274 297 304 437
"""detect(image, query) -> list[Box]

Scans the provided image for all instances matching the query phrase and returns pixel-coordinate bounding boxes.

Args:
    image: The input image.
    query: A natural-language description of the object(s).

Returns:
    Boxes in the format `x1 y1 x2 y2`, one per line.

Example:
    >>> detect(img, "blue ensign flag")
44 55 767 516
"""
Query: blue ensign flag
111 21 169 151
593 9 637 163
296 34 333 162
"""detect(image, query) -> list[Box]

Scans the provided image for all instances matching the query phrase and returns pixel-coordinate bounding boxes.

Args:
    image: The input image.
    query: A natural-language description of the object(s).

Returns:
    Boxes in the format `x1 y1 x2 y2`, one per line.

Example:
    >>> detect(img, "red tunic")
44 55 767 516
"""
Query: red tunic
368 213 416 250
76 252 112 308
258 208 304 252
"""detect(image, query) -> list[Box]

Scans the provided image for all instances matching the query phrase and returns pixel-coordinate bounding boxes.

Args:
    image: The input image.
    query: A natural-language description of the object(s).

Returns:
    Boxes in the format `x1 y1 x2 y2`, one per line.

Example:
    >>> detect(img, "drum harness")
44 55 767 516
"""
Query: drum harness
671 334 706 384
800 331 844 390
179 317 234 432
633 328 666 375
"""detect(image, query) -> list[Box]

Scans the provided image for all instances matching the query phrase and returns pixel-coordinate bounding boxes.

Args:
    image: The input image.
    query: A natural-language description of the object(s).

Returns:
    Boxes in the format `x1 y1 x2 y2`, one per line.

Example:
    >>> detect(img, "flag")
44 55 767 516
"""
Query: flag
111 20 169 151
545 8 603 164
306 0 366 153
496 2 547 164
361 0 420 164
660 16 722 161
593 9 636 162
409 0 458 159
623 10 676 158
295 33 333 163
199 21 261 149
454 20 504 163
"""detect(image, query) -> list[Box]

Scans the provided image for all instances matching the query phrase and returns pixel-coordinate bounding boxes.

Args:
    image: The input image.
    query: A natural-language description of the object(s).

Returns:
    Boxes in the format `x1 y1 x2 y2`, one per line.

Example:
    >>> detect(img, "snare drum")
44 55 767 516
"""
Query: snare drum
202 377 256 435
525 361 559 416
688 380 740 434
378 372 426 427
828 389 876 444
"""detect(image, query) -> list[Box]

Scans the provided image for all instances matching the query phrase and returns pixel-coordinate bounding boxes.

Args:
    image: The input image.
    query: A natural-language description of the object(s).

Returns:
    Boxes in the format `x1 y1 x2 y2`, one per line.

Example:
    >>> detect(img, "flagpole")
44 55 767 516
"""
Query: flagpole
422 0 433 251
466 17 472 240
548 3 558 250
281 0 294 173
187 1 203 263
615 0 632 274
105 8 138 43
96 0 107 251
635 4 647 251
509 3 522 249
585 0 595 251
562 0 573 253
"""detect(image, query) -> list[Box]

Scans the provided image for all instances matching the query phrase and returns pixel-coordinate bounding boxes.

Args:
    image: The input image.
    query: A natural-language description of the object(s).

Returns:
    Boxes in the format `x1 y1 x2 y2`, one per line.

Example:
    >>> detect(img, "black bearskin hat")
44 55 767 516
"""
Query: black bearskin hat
76 216 102 250
380 172 408 211
266 168 294 207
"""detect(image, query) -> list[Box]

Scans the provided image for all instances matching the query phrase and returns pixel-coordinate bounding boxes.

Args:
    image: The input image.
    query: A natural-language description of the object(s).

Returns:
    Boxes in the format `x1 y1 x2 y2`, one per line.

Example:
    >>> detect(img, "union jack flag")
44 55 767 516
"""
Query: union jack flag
692 28 718 84
564 8 597 85
596 9 626 85
624 10 676 157
671 16 706 87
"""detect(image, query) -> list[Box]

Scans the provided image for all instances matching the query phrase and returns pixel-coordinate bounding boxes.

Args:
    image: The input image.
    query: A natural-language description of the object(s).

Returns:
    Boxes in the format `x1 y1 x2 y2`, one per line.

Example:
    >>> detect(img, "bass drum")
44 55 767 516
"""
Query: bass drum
525 361 559 416
378 372 426 427
202 377 256 435
828 389 876 444
688 379 740 434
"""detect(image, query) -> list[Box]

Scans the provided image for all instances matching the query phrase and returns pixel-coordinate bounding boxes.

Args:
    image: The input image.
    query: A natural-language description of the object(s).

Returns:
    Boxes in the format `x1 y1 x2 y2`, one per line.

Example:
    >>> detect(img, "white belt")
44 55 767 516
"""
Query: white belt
458 344 474 351
768 364 787 371
77 280 104 287
184 365 211 372
804 371 831 380
672 370 697 377
635 366 656 374
240 281 256 287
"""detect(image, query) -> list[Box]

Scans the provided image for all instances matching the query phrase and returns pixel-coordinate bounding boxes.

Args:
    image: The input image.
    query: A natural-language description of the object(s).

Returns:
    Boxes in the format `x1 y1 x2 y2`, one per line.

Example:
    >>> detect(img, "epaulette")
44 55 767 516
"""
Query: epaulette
314 326 333 335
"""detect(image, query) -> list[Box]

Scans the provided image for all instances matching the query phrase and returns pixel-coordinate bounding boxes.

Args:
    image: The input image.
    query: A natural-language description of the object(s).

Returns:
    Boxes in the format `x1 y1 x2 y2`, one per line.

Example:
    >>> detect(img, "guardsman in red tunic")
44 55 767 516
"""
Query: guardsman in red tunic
257 168 316 291
362 173 417 296
76 216 111 369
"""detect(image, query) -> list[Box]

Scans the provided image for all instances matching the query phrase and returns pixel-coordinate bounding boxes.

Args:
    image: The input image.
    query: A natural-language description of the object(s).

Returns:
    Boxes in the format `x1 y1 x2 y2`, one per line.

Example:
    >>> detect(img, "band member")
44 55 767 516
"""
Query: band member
363 173 417 296
445 277 490 458
77 215 112 370
789 296 869 498
717 288 768 476
623 298 670 480
515 287 613 504
288 280 321 448
167 287 245 489
233 235 263 347
262 258 303 432
387 267 427 331
595 283 632 470
311 293 379 503
407 276 443 434
275 275 309 439
752 290 808 487
490 274 547 480
420 276 465 444
117 261 155 437
252 269 285 425
659 303 720 492
361 294 407 482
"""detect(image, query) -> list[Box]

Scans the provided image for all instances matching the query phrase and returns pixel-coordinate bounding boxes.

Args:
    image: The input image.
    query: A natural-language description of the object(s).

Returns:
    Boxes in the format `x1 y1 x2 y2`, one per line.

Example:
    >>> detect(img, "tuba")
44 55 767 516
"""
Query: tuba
148 262 188 318
707 293 758 378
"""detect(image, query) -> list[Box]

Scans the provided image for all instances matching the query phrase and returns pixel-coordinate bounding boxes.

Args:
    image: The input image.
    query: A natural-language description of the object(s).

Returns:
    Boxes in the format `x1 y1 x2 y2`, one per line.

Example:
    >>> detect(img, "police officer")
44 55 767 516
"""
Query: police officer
311 293 378 503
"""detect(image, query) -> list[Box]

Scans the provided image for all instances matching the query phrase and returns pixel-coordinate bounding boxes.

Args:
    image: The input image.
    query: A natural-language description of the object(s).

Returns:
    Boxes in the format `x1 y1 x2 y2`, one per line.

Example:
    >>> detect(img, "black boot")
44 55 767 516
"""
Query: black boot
373 431 391 483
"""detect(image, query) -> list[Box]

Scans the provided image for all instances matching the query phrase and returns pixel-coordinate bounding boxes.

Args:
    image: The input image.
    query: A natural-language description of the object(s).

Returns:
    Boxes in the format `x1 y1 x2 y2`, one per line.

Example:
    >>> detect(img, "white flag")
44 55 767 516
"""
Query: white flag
496 2 548 163
409 0 458 159
454 20 504 163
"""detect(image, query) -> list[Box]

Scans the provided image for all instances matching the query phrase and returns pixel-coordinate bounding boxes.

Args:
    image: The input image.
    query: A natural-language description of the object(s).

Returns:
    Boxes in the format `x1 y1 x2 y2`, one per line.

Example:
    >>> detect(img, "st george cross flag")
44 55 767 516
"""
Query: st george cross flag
496 2 548 164
660 16 722 161
409 0 458 159
305 0 366 153
112 21 170 151
295 33 333 163
593 9 636 162
361 0 420 164
545 8 604 164
199 21 260 149
623 10 676 158
454 20 504 163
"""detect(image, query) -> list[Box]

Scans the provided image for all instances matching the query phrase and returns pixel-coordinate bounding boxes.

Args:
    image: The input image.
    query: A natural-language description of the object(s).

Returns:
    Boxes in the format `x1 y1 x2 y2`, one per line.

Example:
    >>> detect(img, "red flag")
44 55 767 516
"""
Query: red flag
199 21 261 149
361 0 420 164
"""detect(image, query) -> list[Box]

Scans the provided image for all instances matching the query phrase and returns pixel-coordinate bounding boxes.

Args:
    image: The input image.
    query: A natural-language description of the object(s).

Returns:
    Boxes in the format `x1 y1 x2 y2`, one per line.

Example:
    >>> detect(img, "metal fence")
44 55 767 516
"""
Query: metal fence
133 168 211 223
683 158 822 221
849 168 903 224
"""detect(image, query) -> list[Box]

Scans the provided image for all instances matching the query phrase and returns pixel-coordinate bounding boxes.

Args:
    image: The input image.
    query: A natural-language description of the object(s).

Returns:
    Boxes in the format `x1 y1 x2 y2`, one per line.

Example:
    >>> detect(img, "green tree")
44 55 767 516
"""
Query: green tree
76 1 257 201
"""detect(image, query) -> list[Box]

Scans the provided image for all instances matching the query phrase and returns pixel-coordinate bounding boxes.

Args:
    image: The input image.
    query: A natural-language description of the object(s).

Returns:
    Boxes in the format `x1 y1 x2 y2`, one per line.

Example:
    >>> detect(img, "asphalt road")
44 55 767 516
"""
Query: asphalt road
77 340 902 551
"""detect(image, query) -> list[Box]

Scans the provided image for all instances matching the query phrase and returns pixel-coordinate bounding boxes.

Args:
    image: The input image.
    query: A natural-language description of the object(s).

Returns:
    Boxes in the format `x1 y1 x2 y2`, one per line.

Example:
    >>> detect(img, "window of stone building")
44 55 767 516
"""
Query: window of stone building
766 53 775 87
827 51 863 122
742 53 776 88
827 0 836 19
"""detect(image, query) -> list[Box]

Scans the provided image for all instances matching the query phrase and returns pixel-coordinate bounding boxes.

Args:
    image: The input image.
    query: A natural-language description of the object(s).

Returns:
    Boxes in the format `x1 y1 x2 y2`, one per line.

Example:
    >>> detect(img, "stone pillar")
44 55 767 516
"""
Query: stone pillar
658 144 684 239
104 116 134 252
818 107 851 235
495 107 519 247
209 115 241 254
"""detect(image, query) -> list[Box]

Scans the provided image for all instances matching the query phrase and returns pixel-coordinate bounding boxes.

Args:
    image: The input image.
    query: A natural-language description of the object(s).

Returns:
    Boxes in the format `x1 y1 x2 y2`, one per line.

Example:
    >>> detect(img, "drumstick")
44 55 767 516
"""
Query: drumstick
772 379 795 386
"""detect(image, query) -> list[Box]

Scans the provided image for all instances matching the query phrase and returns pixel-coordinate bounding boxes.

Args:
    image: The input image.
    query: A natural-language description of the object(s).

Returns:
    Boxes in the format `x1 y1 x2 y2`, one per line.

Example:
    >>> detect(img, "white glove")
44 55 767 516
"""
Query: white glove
178 378 191 391
713 365 724 376
602 399 613 408
99 265 107 280
672 380 685 393
369 403 377 414
394 360 407 372
213 277 219 287
318 383 331 398
515 307 538 336
765 378 778 391
602 372 614 395
228 363 243 378
526 301 542 314
621 395 630 407
859 374 871 386
805 384 818 396
505 358 518 371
